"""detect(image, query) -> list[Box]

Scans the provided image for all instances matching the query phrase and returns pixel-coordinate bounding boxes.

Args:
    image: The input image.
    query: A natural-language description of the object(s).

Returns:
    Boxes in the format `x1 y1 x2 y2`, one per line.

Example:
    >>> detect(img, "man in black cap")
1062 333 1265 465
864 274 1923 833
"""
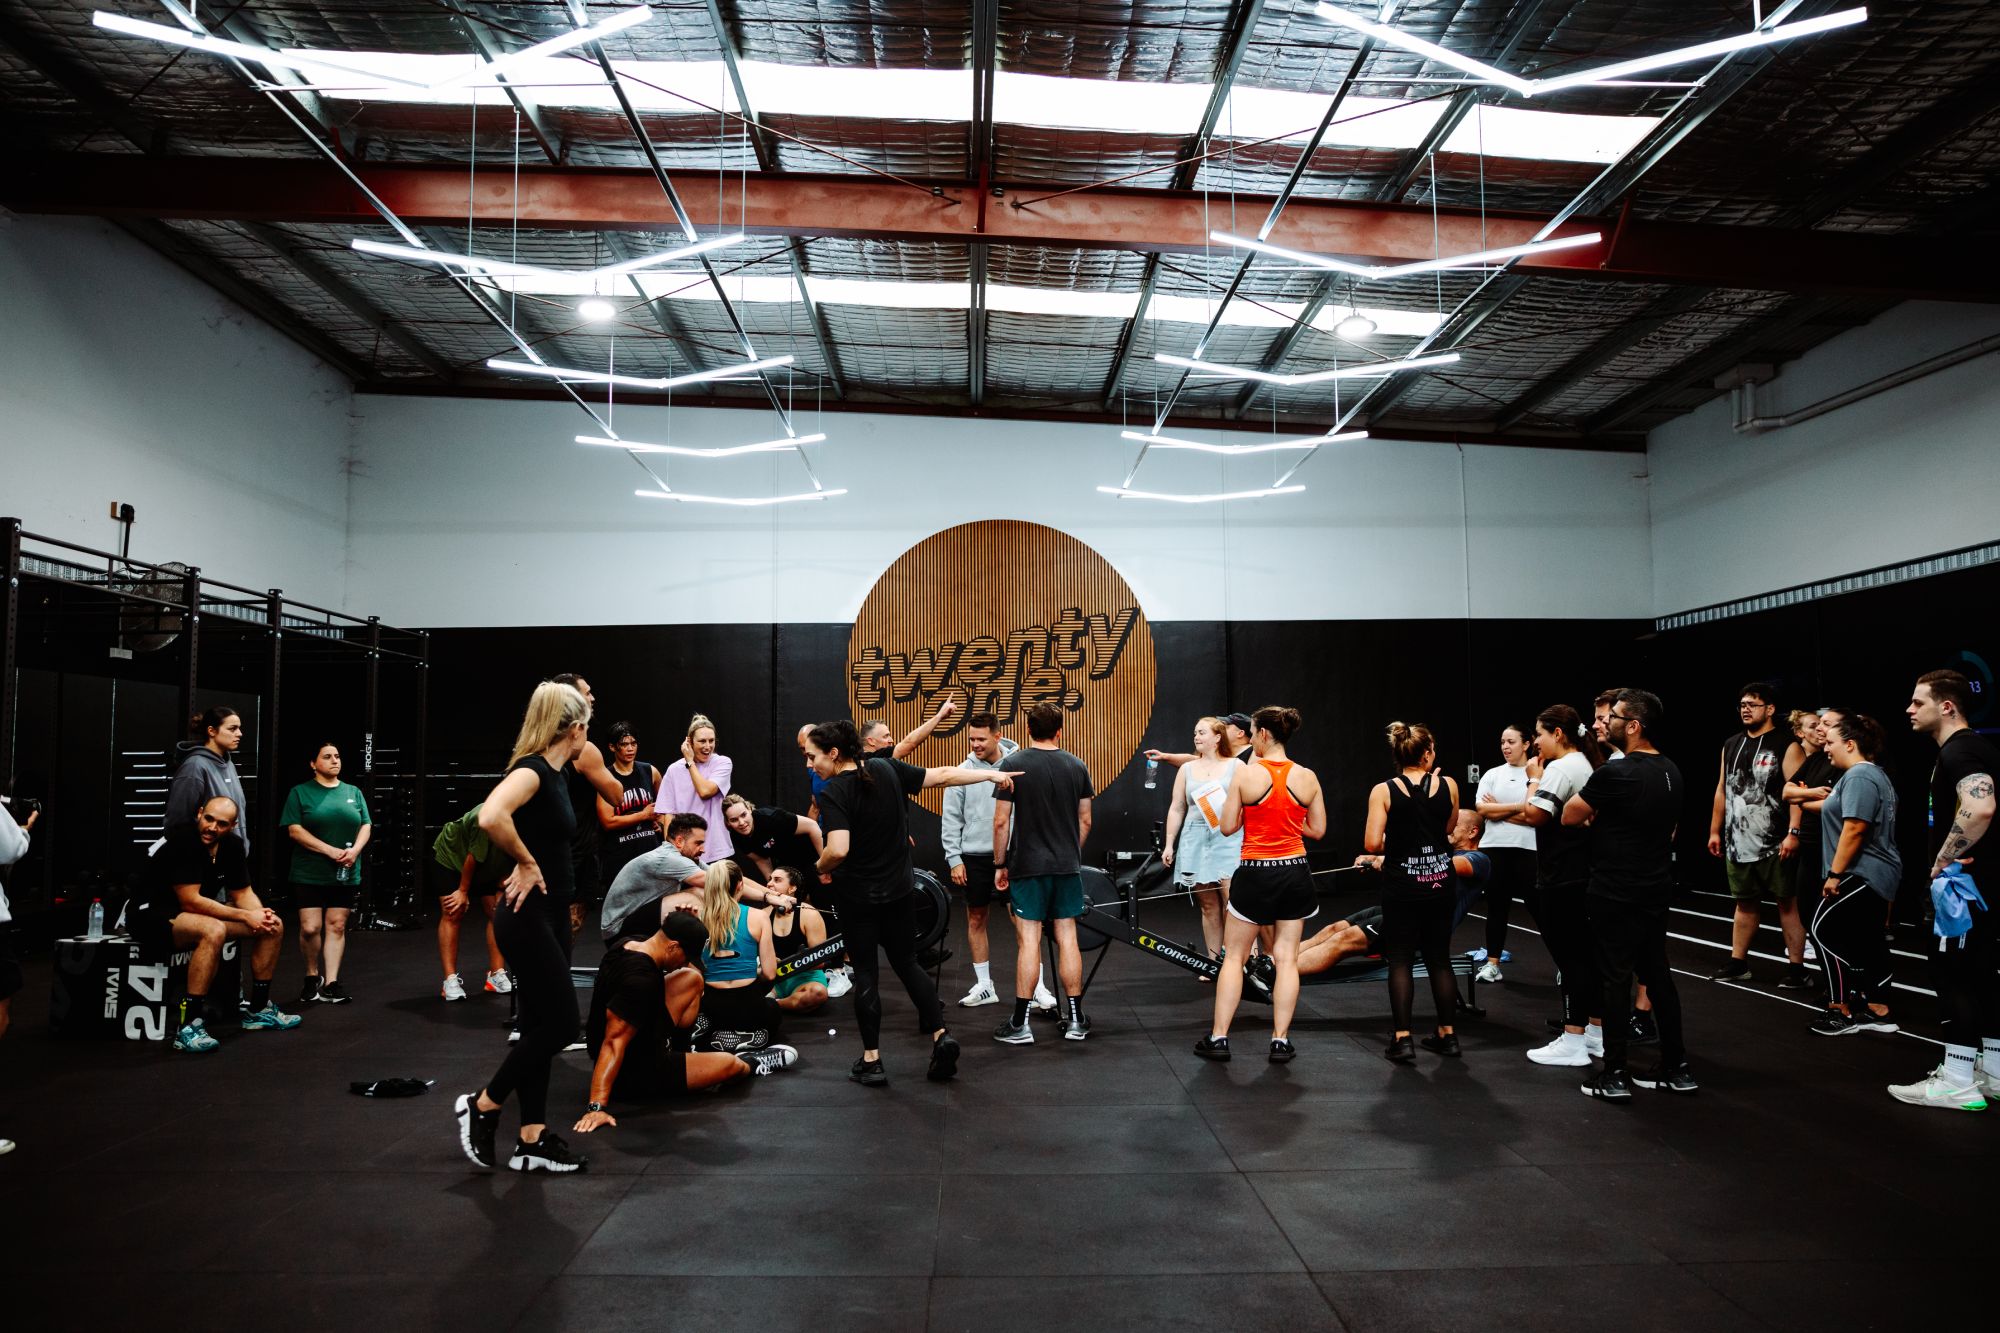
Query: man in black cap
572 911 796 1135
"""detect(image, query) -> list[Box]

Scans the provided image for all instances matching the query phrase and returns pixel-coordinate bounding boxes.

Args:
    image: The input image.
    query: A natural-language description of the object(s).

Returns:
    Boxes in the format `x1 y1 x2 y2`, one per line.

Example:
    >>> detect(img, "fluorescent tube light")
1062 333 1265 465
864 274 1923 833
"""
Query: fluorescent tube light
1311 3 1866 99
431 6 654 90
1154 351 1459 386
487 355 794 390
1212 230 1601 279
579 433 827 458
93 12 433 88
1118 430 1367 454
1097 486 1307 503
634 489 848 506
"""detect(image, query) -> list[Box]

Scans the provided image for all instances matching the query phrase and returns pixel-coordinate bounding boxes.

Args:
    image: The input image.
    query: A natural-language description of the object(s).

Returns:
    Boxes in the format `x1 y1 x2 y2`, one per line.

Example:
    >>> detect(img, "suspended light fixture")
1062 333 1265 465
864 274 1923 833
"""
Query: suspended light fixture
1212 230 1601 280
1333 313 1377 338
579 433 827 458
1117 430 1367 455
487 355 794 391
94 5 654 92
1097 486 1307 504
1310 3 1866 99
635 488 849 507
577 298 617 323
1155 351 1459 386
351 233 743 282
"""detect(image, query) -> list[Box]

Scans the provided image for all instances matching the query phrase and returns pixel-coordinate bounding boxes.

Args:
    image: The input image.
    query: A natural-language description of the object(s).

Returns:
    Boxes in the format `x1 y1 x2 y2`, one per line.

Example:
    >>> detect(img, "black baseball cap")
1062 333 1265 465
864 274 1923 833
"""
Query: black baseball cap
1223 712 1255 733
660 909 709 966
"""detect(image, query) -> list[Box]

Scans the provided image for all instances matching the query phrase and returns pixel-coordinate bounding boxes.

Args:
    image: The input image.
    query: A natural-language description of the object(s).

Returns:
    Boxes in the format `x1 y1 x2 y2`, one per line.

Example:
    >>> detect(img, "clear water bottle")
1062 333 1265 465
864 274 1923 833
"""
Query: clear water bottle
87 897 105 937
1143 757 1159 790
335 841 354 884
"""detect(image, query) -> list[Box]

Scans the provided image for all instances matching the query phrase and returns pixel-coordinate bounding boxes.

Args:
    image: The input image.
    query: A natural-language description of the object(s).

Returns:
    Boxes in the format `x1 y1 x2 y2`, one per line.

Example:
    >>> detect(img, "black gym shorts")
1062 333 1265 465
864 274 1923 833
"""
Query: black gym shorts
957 854 1002 909
293 882 358 912
1226 857 1319 926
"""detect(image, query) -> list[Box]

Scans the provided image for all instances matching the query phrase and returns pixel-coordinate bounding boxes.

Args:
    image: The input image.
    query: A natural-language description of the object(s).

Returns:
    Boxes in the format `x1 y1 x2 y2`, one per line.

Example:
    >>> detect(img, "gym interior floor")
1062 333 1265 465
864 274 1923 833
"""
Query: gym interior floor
0 887 1988 1332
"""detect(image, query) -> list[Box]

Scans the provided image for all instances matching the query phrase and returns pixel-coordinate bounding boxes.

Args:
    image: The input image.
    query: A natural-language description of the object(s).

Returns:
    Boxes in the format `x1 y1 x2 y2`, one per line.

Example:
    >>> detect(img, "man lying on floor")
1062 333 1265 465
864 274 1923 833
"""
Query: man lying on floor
573 912 795 1135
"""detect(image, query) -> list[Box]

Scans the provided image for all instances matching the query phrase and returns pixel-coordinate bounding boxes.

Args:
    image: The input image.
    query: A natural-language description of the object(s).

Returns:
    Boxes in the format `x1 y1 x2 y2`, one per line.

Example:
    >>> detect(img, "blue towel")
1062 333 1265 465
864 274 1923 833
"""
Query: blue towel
1930 862 1990 945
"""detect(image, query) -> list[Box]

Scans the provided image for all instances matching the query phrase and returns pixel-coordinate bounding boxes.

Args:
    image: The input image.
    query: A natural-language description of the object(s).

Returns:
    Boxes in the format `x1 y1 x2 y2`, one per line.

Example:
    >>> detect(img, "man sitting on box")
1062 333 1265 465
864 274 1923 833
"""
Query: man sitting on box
126 796 298 1052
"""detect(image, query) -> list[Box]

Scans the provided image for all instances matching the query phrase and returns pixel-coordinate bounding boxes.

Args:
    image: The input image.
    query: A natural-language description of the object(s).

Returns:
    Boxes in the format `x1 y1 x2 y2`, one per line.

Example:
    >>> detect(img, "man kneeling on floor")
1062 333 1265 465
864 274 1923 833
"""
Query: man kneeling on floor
574 911 796 1135
125 796 300 1052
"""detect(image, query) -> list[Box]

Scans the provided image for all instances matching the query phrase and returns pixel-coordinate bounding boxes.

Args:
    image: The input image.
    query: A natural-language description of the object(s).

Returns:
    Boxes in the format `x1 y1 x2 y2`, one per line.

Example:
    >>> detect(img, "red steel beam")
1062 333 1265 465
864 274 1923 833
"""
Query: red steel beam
4 154 1991 301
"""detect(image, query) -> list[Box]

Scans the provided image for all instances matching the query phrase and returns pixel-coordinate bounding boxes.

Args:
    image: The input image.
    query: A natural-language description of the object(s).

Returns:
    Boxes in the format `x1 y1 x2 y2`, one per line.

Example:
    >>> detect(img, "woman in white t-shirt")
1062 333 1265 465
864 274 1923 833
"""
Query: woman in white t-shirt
1519 705 1607 1068
1471 726 1540 983
1161 717 1243 970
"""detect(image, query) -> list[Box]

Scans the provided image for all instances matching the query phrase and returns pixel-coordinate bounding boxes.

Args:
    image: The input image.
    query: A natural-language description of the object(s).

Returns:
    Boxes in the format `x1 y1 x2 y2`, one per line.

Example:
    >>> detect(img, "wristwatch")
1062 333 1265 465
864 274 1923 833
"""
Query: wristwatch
587 1101 608 1113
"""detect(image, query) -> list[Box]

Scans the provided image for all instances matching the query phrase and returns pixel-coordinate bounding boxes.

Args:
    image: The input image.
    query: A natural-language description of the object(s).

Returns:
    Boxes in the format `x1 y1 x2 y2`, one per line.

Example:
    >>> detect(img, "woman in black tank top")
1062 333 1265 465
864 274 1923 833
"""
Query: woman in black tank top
1363 722 1465 1064
455 681 593 1175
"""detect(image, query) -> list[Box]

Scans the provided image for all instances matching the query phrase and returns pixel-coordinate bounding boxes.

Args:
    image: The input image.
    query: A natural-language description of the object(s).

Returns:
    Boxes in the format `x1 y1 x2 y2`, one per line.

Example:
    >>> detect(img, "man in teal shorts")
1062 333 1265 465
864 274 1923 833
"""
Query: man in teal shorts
991 702 1096 1045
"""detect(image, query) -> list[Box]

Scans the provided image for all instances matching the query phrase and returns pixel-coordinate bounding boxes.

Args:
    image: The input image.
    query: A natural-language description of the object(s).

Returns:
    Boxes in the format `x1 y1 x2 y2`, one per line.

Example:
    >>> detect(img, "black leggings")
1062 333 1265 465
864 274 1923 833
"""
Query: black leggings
1381 892 1460 1032
1534 878 1599 1027
1589 895 1684 1073
1935 899 2000 1050
703 978 781 1037
1810 875 1891 1011
1482 847 1535 959
841 892 944 1050
485 900 578 1126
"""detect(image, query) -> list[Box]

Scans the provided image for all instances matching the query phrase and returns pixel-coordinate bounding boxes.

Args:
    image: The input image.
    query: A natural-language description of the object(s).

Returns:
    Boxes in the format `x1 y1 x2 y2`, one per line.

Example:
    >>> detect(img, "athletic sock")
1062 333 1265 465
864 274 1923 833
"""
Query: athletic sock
178 992 207 1028
1981 1037 2000 1072
1064 995 1083 1023
1942 1044 1979 1088
1011 998 1031 1027
251 979 271 1010
972 961 991 987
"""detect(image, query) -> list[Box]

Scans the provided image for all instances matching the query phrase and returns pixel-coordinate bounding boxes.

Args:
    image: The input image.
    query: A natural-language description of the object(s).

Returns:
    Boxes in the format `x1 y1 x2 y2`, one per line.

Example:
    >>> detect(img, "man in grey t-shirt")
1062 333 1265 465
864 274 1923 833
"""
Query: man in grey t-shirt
599 815 709 941
991 703 1095 1044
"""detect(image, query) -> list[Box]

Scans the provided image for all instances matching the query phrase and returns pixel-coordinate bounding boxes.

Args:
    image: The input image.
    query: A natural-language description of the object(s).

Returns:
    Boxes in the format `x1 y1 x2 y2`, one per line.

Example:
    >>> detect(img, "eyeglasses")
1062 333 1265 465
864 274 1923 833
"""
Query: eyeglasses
1608 711 1639 723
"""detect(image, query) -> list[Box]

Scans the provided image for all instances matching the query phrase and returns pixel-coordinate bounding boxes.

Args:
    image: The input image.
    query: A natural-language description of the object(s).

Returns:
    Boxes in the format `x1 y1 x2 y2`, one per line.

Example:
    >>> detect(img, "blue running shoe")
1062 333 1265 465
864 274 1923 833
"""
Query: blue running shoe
240 1003 302 1031
173 1019 220 1053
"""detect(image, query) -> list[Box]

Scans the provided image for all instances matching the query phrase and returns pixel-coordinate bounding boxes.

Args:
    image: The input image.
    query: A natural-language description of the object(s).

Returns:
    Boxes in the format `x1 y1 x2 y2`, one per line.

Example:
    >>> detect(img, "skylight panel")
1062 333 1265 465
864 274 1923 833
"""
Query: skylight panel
1441 101 1660 164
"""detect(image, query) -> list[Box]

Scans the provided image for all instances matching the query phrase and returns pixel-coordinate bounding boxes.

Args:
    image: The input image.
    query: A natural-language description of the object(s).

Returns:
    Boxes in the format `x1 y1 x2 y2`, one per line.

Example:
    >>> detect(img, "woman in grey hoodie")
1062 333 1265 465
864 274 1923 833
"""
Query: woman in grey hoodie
167 705 251 855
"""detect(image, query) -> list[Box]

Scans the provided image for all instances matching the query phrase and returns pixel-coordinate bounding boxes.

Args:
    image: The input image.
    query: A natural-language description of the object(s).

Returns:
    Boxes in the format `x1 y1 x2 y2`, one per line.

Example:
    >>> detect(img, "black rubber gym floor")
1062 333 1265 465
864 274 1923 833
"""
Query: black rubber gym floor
1 891 1990 1332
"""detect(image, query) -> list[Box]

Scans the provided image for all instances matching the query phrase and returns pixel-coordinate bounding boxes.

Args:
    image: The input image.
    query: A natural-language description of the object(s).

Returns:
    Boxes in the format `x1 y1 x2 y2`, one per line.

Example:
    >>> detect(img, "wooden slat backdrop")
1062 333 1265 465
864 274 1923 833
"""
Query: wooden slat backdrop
847 520 1158 809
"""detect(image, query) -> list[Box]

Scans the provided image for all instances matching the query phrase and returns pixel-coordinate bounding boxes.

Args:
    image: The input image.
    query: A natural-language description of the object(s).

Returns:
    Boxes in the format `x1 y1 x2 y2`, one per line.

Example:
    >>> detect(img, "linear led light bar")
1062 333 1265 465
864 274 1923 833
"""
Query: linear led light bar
1097 486 1307 504
634 489 849 506
1213 230 1601 280
95 6 653 93
352 233 743 281
487 355 794 390
1118 429 1368 454
578 433 827 458
1155 351 1459 386
1311 3 1866 99
430 6 653 90
93 12 432 87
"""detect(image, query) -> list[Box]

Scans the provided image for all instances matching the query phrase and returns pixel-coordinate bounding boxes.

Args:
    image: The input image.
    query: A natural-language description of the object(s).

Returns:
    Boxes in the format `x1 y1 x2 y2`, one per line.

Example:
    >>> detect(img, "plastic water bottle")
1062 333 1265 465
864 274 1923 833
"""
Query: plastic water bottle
1144 757 1159 789
335 842 354 884
87 898 105 937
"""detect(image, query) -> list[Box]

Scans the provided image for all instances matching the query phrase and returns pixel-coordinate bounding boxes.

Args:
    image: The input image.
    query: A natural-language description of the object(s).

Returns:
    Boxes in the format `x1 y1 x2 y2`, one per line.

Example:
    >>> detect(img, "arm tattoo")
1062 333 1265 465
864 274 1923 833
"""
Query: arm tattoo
1961 774 1996 802
1932 772 1996 875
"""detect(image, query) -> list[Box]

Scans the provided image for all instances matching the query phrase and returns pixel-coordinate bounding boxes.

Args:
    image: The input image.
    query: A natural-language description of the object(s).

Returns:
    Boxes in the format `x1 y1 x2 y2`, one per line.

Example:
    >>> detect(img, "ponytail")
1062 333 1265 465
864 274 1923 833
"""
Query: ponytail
1535 704 1604 770
808 719 871 787
190 704 239 742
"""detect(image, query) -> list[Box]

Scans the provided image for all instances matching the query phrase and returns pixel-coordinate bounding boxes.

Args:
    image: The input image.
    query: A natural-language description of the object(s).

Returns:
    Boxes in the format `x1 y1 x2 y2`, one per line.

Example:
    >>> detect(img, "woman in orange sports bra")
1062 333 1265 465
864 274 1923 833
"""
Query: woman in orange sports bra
1194 706 1328 1065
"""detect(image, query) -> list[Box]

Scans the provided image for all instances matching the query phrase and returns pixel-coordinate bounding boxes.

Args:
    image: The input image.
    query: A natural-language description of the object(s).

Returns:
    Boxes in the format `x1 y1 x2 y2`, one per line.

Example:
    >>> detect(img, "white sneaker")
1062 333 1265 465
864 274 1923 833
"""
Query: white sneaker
0 1137 15 1155
1584 1025 1604 1059
1032 985 1060 1015
563 1040 587 1053
825 969 853 999
1527 1035 1591 1067
958 981 1000 1007
442 974 468 1002
484 969 514 995
1476 960 1503 984
1888 1067 1988 1112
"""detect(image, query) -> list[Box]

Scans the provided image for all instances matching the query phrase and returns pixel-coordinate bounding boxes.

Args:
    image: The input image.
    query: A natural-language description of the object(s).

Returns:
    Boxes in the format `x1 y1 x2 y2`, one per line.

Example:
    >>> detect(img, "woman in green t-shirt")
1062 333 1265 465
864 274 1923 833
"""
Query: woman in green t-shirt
281 743 372 1004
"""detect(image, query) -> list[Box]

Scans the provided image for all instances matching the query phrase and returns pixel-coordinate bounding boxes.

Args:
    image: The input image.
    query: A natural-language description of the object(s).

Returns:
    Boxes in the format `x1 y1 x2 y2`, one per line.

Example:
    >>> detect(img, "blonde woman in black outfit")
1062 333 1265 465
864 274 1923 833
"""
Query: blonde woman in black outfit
1364 723 1463 1063
455 681 592 1174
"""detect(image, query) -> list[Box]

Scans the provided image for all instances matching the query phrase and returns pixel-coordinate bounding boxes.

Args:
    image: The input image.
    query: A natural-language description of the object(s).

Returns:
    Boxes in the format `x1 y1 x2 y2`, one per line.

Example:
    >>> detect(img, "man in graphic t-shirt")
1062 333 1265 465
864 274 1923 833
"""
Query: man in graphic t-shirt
991 703 1095 1046
1705 682 1806 986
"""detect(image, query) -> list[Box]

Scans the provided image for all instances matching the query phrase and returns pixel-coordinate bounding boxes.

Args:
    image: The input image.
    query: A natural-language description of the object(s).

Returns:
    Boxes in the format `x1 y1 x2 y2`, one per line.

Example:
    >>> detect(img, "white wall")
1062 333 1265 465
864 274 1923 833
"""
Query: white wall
345 392 1653 626
0 214 355 607
1648 301 2000 617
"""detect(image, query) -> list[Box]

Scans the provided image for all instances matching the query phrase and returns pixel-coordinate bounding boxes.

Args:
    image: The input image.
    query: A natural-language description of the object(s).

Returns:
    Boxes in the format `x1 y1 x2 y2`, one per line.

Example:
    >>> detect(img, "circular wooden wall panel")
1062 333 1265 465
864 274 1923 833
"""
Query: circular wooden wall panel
847 520 1158 808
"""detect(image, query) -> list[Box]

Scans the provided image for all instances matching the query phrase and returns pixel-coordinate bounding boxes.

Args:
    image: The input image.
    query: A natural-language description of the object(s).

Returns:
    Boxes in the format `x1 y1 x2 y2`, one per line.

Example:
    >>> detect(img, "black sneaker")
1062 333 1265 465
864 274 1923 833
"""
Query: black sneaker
509 1130 588 1173
1420 1032 1462 1058
298 976 321 1004
927 1032 961 1082
1709 958 1752 983
1630 1063 1699 1094
1582 1069 1633 1102
454 1093 500 1168
1193 1034 1231 1062
1775 965 1814 991
849 1056 888 1087
1268 1038 1296 1064
690 1014 712 1045
1628 1013 1659 1046
992 1019 1034 1045
1383 1035 1416 1065
315 981 352 1005
1811 1009 1861 1037
1852 1007 1899 1034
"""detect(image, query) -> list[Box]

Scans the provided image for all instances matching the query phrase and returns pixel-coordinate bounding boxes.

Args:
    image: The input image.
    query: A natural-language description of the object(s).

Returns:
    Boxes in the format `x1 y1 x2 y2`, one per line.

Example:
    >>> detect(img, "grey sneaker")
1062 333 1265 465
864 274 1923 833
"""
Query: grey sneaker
1062 1014 1091 1042
993 1019 1034 1045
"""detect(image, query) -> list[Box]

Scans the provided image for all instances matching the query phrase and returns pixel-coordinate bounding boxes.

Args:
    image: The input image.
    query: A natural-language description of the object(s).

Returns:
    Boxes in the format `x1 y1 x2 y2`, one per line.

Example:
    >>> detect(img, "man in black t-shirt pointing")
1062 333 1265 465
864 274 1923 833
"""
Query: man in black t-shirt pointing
126 796 297 1052
1563 689 1695 1101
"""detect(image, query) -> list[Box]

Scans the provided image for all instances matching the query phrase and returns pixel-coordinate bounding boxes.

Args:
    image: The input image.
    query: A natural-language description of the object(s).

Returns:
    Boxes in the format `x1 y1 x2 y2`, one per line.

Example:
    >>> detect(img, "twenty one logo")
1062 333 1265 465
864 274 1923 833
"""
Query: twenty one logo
847 521 1158 803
